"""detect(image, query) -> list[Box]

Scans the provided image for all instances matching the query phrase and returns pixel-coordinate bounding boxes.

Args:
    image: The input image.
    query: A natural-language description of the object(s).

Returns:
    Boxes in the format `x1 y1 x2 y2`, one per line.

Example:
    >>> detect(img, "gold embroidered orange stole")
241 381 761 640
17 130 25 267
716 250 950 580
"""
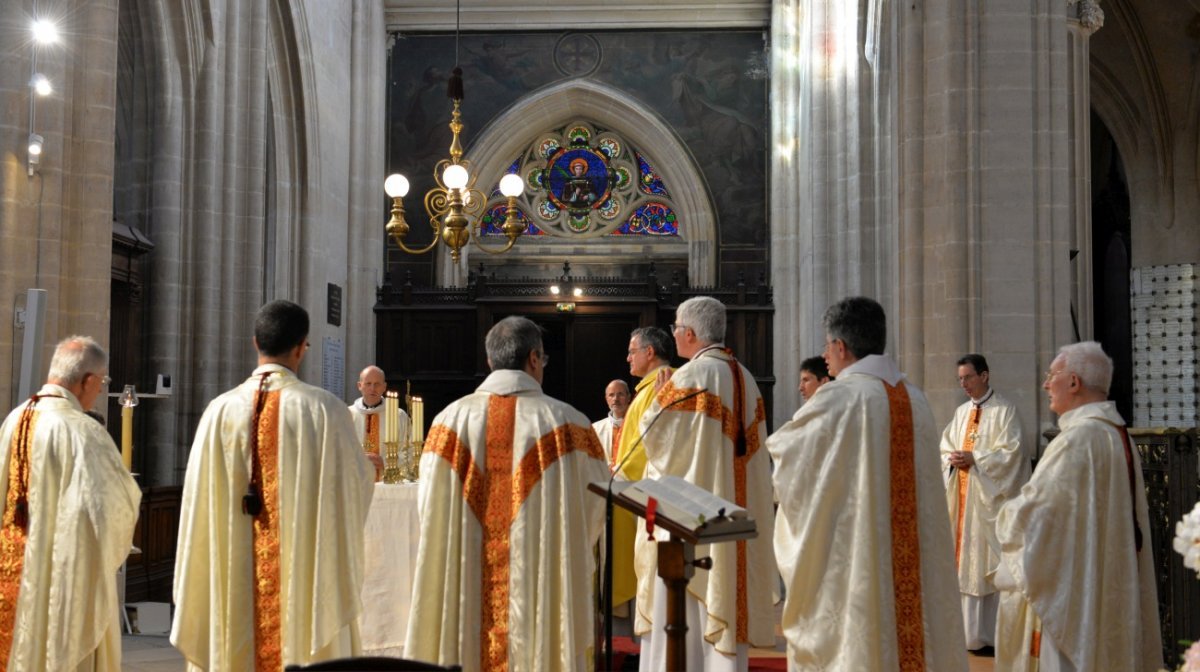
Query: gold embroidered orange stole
365 413 380 455
247 375 283 671
954 405 982 567
423 396 604 672
884 381 926 672
0 399 41 670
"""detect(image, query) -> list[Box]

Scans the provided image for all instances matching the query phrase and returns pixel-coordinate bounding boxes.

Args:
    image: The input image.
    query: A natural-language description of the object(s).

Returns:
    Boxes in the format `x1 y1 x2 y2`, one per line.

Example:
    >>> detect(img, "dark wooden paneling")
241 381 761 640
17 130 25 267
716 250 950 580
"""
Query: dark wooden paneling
125 486 181 603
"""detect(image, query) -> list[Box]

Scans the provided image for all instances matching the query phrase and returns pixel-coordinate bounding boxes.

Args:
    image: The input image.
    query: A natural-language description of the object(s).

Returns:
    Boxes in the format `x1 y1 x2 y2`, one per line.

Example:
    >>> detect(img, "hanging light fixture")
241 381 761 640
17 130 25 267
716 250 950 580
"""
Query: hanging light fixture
383 1 525 262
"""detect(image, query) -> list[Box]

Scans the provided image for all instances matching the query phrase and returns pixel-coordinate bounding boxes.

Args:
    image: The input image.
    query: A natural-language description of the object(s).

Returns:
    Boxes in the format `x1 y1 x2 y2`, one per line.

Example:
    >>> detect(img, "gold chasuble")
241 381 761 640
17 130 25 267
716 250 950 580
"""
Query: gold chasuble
172 364 376 671
767 355 967 671
634 348 776 657
0 386 140 671
405 369 608 672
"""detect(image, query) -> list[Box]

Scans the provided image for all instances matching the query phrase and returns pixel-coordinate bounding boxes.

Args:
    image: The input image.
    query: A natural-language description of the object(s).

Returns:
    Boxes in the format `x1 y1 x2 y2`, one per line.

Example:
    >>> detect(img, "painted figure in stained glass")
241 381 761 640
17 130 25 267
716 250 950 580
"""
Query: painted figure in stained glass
547 148 609 213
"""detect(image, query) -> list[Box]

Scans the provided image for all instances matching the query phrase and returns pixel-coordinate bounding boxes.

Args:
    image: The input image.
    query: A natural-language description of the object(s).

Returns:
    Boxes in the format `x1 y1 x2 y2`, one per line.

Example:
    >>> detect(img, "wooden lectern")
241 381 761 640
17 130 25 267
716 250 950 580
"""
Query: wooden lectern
588 478 757 672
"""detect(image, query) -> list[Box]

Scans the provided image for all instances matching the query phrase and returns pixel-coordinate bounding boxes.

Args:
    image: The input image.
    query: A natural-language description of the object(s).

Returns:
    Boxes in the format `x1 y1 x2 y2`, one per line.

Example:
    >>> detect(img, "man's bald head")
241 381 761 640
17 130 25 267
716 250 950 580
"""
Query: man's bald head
357 365 386 406
604 379 631 419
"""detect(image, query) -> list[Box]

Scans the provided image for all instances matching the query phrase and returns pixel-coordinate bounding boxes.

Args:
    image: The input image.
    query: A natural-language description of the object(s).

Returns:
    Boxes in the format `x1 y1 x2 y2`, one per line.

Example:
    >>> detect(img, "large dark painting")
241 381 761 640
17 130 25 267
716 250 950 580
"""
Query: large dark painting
387 29 769 286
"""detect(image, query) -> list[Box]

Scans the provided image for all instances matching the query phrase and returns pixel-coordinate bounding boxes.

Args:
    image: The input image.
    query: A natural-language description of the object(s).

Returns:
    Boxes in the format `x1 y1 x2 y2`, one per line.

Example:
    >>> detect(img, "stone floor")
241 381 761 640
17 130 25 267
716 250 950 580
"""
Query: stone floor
120 634 996 671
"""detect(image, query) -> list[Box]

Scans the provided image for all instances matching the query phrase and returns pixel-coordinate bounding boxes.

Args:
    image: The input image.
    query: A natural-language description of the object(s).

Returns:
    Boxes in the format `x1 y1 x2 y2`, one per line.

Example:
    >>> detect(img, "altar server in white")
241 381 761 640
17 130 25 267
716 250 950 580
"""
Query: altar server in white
171 300 376 670
0 336 141 671
636 296 776 672
405 316 608 672
995 341 1161 671
940 353 1029 650
768 296 967 671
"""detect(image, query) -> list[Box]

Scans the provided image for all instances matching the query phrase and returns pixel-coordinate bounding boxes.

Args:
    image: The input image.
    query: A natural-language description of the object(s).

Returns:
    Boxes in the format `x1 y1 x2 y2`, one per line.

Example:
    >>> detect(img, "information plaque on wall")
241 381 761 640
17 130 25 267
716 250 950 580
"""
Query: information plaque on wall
321 336 345 398
327 283 342 327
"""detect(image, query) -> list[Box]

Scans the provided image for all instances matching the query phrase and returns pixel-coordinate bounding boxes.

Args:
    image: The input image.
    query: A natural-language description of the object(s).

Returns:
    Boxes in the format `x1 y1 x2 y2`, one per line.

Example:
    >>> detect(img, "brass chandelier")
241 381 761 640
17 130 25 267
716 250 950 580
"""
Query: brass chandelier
383 4 525 263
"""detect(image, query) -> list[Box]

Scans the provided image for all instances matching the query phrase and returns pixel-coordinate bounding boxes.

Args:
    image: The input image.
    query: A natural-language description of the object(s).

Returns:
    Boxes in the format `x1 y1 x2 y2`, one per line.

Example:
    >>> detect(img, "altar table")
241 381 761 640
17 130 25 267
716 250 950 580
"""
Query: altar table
360 482 421 656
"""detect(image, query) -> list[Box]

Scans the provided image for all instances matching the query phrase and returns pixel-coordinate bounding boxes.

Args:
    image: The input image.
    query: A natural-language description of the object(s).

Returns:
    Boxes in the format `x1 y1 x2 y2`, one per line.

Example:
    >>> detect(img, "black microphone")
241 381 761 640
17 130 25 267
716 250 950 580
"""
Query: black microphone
600 385 707 671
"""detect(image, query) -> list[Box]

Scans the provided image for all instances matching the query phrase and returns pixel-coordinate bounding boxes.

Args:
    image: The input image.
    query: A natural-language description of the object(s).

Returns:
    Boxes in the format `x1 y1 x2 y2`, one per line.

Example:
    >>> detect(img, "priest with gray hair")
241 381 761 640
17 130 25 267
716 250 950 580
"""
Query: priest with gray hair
634 296 777 672
994 341 1161 671
0 335 141 670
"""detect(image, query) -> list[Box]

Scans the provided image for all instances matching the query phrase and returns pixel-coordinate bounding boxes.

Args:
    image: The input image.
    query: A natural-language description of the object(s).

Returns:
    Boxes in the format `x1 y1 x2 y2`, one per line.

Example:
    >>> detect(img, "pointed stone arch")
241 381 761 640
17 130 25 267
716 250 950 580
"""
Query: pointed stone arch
446 79 717 287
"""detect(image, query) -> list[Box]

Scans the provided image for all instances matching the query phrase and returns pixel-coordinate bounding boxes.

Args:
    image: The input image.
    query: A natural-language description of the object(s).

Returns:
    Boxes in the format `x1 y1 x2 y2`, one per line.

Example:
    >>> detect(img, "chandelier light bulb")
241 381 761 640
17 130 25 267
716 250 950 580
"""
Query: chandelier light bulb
384 173 409 198
572 287 583 298
498 173 524 197
550 285 561 296
31 19 59 45
31 74 52 96
442 164 469 190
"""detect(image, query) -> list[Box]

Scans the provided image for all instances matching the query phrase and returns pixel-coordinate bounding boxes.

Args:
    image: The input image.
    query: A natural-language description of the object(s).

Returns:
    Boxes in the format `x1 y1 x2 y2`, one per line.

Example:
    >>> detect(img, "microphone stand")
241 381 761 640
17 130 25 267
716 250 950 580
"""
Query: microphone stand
601 386 706 671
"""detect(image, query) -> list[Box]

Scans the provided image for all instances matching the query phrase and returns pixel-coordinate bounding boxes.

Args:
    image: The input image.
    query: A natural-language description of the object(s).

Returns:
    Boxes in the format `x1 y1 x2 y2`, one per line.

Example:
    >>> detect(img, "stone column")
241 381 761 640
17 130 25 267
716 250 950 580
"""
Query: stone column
1066 0 1104 341
769 0 897 422
0 0 120 408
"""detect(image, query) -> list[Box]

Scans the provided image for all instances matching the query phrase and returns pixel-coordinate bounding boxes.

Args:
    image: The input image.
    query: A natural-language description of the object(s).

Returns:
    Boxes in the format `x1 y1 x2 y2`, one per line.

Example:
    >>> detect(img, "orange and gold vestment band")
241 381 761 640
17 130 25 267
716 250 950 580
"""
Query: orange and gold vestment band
0 402 39 671
885 381 926 672
365 414 380 455
251 390 283 671
423 397 604 672
954 407 982 567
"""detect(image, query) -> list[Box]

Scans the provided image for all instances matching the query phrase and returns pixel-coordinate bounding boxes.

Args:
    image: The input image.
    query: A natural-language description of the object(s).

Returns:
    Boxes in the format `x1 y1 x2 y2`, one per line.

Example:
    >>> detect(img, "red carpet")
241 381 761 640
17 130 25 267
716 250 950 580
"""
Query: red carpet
610 637 786 671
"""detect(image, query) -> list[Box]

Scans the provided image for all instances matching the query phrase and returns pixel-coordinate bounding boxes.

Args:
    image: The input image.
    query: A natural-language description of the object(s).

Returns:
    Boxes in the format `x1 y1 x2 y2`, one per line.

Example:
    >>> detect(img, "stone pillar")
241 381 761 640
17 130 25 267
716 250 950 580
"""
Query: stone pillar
1066 0 1104 341
896 0 1077 450
0 0 120 408
769 0 897 422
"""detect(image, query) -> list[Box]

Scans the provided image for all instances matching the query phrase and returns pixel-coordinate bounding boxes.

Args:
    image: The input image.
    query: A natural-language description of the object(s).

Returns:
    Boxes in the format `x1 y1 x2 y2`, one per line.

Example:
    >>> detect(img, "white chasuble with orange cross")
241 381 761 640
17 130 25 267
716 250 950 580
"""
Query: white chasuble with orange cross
633 347 778 656
404 369 608 672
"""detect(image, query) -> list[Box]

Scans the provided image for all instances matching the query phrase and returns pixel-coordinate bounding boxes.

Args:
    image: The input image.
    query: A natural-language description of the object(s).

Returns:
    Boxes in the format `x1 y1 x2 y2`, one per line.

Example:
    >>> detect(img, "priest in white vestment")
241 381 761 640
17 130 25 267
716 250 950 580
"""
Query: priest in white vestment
349 365 406 478
171 300 377 671
405 316 608 672
768 297 967 671
592 379 630 467
994 341 1161 672
939 353 1029 650
0 336 141 671
635 297 776 672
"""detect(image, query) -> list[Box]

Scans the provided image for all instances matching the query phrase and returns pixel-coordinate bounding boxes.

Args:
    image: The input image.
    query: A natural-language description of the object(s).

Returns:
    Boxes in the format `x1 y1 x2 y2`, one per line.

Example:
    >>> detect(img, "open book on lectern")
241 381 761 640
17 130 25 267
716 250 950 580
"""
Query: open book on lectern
609 475 757 543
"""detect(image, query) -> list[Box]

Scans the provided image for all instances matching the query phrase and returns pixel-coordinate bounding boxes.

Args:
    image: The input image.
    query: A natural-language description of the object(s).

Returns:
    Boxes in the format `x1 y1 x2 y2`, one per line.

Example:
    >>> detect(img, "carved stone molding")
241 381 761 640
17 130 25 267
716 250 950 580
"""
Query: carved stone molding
1068 0 1105 34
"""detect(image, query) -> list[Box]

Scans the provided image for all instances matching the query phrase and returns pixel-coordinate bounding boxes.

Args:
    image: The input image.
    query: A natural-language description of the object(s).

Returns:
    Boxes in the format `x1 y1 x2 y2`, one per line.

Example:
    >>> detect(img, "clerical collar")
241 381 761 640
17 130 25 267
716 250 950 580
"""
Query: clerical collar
362 398 383 410
693 344 725 360
609 413 625 427
971 388 994 407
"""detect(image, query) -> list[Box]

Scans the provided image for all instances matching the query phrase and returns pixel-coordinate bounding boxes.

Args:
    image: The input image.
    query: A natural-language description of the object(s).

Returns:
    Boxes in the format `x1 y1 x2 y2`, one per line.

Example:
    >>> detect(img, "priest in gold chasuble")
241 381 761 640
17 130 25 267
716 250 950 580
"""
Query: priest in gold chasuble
634 297 777 672
405 316 608 672
768 297 967 671
994 342 1161 672
171 301 377 670
0 336 140 671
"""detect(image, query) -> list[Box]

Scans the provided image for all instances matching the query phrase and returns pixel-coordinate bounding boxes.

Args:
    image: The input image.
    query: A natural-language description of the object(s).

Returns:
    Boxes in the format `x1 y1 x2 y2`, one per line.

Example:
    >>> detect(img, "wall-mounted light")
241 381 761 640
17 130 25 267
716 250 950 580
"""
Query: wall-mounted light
30 74 52 97
27 133 43 176
31 19 59 45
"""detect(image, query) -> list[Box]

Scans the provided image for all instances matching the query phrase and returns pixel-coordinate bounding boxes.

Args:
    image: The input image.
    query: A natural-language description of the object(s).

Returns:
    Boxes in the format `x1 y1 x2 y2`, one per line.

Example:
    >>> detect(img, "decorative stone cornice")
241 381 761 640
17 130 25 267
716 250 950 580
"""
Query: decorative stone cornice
1068 0 1105 34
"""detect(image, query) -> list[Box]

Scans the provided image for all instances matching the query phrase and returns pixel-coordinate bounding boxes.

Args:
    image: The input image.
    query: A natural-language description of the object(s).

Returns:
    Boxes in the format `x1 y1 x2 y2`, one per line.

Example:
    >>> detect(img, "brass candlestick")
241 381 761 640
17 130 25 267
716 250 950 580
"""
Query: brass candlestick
382 440 402 484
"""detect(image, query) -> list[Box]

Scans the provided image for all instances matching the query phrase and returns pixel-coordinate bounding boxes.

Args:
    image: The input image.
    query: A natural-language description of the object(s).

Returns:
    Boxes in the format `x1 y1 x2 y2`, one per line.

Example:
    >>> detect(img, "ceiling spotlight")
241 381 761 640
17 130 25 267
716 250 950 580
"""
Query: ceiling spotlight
28 134 44 157
31 74 52 96
31 19 59 45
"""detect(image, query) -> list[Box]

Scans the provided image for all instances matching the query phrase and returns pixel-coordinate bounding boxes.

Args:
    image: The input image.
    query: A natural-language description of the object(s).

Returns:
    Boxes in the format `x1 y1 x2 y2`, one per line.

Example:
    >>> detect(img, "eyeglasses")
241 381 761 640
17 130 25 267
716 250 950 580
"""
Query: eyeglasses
540 351 550 366
1044 369 1068 383
627 346 649 356
669 323 690 334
